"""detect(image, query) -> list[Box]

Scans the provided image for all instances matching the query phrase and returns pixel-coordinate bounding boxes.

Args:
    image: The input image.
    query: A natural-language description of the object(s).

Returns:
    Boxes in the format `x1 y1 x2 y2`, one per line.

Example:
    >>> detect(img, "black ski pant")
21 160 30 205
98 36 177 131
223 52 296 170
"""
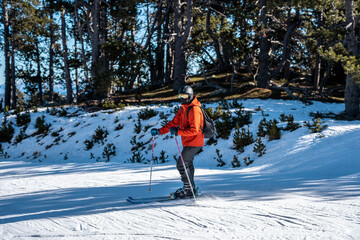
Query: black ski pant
177 146 202 189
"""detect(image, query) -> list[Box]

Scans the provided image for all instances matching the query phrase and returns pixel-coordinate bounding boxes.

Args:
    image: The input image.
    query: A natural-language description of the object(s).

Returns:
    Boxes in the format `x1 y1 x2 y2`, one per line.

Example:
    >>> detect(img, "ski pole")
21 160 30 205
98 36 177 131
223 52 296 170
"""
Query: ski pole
148 136 155 192
174 136 196 200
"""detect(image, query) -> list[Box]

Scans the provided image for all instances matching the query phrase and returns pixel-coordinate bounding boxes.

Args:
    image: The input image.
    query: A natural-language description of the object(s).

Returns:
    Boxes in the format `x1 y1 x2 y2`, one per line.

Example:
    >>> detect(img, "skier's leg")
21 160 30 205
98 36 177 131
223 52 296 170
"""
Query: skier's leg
176 146 202 188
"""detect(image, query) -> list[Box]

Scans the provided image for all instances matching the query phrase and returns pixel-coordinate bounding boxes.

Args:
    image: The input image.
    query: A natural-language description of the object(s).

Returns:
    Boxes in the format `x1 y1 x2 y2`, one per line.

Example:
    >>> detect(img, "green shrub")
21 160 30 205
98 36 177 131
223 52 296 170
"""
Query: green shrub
128 151 145 163
243 156 254 166
102 99 117 110
268 119 281 140
0 117 14 143
102 143 116 162
138 108 158 120
134 118 142 134
304 118 328 138
84 139 94 150
16 111 31 127
115 123 124 131
35 115 51 135
130 136 145 151
51 131 60 137
158 150 169 163
232 125 254 153
231 155 241 168
280 114 301 132
257 118 268 137
92 126 109 144
215 149 225 167
14 126 28 144
253 137 266 157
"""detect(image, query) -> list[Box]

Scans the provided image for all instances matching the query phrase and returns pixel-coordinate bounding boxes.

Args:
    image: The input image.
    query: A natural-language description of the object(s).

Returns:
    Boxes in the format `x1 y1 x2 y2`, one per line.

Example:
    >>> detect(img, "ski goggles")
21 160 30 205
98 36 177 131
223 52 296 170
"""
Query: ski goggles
179 93 189 99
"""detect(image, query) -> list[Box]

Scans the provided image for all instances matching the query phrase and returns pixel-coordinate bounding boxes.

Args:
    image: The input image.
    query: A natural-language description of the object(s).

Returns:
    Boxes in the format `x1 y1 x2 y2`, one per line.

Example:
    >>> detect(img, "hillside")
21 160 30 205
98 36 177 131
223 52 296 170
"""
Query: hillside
0 98 359 239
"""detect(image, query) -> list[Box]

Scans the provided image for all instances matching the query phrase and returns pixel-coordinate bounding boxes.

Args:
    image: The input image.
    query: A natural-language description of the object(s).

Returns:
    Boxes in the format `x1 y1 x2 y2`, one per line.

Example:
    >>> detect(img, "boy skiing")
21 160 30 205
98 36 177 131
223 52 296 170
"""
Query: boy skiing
151 85 204 198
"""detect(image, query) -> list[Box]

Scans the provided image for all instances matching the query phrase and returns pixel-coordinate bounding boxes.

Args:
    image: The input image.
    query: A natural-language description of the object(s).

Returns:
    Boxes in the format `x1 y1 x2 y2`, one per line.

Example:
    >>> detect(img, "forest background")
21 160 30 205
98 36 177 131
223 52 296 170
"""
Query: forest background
1 0 360 118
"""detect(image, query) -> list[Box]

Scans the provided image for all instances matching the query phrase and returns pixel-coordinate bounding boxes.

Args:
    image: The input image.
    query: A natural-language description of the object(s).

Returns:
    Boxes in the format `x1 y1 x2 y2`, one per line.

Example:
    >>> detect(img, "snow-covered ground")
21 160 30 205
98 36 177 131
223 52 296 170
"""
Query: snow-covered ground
0 99 359 240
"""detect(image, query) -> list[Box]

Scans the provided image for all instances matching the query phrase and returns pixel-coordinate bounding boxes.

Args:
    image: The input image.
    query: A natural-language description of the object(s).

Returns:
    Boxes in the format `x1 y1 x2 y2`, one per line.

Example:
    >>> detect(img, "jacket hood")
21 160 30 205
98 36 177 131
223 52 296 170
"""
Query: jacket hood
182 96 201 108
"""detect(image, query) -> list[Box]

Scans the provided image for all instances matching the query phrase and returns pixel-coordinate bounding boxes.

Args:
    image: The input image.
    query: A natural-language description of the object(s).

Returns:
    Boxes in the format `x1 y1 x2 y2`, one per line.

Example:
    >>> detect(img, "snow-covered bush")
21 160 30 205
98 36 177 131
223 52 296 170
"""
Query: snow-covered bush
138 108 158 120
0 116 14 143
232 125 254 153
253 137 266 157
35 115 51 136
231 155 241 168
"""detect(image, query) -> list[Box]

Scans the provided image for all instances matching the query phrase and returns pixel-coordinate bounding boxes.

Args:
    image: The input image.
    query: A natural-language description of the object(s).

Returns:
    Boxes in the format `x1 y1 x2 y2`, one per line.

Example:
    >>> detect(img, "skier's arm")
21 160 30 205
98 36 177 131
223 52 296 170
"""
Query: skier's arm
159 108 182 135
178 107 202 137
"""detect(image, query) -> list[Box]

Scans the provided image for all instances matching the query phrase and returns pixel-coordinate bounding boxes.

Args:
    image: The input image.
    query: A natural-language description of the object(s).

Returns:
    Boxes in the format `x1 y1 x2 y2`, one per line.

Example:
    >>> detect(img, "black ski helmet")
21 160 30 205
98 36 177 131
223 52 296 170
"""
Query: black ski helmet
178 85 194 104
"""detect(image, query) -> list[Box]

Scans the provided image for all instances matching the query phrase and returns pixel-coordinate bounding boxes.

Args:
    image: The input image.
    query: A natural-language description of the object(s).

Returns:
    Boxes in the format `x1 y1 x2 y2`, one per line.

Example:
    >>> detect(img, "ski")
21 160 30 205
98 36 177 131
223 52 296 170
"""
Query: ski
126 196 176 204
127 187 201 204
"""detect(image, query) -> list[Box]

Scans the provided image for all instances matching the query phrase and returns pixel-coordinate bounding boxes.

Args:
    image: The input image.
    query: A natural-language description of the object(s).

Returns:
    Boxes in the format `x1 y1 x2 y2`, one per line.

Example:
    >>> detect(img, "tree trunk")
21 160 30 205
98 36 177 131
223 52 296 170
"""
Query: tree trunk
164 0 173 83
74 32 79 98
11 36 16 108
99 2 109 74
35 39 43 105
206 1 226 72
2 0 11 108
49 10 55 102
92 0 100 96
257 0 270 88
269 2 299 81
155 1 165 85
61 9 73 104
172 0 193 91
344 0 359 118
313 10 323 90
74 5 90 86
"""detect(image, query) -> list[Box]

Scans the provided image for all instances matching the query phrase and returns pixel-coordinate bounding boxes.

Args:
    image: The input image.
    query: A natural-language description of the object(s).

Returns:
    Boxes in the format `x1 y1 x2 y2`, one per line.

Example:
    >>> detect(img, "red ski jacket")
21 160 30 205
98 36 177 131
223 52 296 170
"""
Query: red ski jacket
159 97 204 147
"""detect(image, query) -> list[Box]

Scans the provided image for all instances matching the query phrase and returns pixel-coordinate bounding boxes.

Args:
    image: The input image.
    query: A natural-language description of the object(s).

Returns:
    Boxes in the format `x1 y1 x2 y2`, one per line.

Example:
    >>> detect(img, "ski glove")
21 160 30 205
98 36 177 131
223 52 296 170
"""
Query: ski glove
169 127 178 136
151 128 160 136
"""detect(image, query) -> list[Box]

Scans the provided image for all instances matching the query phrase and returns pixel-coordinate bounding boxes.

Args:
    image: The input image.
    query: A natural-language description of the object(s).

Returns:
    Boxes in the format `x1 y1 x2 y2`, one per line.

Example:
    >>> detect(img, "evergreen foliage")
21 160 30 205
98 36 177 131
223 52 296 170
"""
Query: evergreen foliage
243 156 254 166
16 111 31 127
128 151 145 163
35 115 51 136
134 118 142 134
257 118 268 137
14 126 28 144
92 126 109 144
115 123 124 131
158 150 169 163
253 137 266 157
304 118 328 138
232 125 254 153
215 149 225 167
280 114 301 132
84 126 109 150
268 119 281 141
102 143 116 162
231 155 241 168
130 136 145 152
0 117 14 143
138 108 158 120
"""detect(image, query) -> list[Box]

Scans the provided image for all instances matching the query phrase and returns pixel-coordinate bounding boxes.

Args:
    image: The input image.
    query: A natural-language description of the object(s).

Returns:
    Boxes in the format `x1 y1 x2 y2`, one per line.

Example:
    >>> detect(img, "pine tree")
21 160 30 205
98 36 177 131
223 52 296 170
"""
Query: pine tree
257 118 268 137
268 119 281 140
215 149 225 167
253 137 266 157
243 156 254 166
231 155 241 168
304 118 328 138
233 125 254 153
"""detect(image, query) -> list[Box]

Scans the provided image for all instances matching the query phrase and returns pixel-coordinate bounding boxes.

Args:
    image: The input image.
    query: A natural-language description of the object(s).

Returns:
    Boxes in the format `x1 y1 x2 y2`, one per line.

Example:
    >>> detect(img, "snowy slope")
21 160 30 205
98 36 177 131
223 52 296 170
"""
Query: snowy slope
0 99 359 240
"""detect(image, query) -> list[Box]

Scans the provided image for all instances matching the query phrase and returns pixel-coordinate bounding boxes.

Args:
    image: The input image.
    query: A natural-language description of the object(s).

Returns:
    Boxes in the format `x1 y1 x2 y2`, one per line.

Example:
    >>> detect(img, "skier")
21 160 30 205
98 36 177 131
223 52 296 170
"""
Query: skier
151 85 204 198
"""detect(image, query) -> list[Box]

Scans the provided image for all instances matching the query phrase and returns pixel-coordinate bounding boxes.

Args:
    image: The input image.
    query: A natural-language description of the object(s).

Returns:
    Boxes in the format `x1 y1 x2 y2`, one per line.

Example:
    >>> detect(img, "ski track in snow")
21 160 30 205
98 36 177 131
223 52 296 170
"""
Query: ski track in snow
0 99 360 239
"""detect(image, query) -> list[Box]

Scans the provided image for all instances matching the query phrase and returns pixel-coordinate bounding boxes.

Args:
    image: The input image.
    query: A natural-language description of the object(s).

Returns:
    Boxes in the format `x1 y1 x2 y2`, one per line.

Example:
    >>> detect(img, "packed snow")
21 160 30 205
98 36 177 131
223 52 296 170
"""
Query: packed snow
0 98 359 240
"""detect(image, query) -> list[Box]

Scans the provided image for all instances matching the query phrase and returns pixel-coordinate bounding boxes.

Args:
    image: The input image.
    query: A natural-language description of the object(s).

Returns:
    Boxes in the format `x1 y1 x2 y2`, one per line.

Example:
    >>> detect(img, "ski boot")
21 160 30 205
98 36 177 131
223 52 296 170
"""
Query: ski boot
170 186 200 199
